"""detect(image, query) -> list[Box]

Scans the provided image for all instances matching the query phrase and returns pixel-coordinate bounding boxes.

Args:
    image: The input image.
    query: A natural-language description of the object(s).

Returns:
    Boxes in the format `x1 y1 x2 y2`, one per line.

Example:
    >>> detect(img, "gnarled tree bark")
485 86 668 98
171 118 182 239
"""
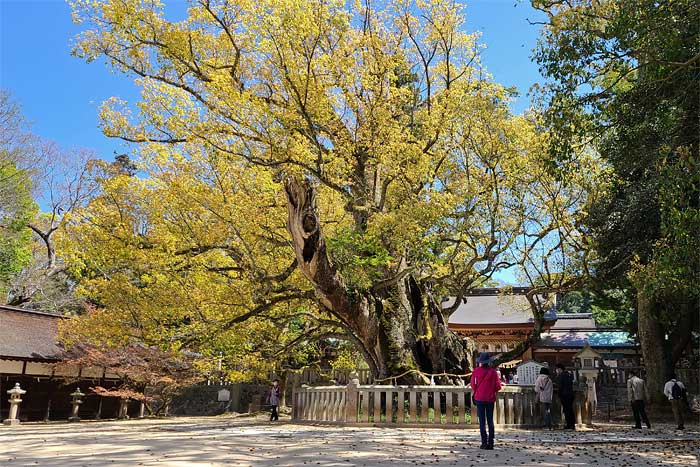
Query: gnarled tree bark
284 178 471 384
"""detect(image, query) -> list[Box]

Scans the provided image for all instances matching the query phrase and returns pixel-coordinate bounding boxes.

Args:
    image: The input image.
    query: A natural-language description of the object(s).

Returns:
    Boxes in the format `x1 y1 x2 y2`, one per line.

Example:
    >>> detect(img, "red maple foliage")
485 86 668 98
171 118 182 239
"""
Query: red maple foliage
55 342 203 414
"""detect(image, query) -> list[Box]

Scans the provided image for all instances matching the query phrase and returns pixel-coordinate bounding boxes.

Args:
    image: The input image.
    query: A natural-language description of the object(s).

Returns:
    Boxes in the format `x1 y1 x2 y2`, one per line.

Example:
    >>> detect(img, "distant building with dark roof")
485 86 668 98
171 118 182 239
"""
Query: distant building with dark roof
445 289 640 368
444 287 557 366
0 305 66 363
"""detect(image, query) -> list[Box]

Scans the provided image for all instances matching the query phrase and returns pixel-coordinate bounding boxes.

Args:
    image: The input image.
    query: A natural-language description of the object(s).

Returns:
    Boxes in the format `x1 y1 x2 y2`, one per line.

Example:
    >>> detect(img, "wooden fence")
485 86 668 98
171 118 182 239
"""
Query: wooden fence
284 366 698 392
286 368 374 387
293 382 592 428
580 366 699 392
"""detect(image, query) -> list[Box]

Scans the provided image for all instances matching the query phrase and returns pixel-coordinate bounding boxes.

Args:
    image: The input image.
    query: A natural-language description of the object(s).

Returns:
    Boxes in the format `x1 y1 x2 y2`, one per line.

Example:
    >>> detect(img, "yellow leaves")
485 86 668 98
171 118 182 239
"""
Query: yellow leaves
65 0 607 371
60 138 310 364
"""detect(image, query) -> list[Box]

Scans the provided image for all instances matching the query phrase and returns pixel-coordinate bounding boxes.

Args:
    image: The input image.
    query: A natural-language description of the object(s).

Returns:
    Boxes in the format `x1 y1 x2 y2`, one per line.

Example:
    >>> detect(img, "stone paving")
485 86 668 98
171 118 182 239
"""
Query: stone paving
0 415 698 466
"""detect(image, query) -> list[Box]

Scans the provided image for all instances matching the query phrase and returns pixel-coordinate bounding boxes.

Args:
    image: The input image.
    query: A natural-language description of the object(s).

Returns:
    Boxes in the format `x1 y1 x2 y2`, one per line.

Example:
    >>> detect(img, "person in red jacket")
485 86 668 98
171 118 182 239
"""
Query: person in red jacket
471 352 502 450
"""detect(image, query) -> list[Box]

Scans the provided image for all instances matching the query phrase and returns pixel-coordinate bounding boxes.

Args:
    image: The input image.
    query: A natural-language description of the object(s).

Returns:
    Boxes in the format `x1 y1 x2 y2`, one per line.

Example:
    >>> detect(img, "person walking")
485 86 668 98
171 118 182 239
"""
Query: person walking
535 367 554 429
627 370 651 429
267 379 281 421
471 352 502 450
555 363 576 429
664 374 686 430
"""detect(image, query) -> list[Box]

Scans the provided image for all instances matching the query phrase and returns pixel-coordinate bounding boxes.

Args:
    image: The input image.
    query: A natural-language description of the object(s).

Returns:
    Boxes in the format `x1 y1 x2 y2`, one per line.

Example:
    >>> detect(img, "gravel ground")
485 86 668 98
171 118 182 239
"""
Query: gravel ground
0 415 698 466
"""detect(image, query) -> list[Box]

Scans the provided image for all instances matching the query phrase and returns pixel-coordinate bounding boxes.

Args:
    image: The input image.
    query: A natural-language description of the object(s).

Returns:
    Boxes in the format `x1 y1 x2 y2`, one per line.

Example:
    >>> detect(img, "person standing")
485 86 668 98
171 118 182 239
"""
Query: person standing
627 370 651 429
555 363 576 429
664 374 687 430
535 367 554 429
471 352 502 450
267 379 281 421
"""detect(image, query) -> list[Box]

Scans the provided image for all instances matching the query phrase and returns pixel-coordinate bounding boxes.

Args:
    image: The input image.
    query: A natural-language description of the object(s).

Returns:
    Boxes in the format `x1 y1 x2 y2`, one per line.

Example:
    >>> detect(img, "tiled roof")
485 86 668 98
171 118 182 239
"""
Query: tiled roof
550 313 596 330
535 330 637 348
445 293 556 326
0 305 66 360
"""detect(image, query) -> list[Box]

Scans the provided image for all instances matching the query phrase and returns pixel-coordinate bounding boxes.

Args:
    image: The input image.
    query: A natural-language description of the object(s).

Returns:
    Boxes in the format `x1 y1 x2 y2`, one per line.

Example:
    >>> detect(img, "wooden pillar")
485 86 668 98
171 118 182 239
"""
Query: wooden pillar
44 399 51 422
457 390 465 425
310 390 317 420
319 391 327 421
330 391 337 421
301 385 309 420
360 389 369 422
397 390 405 424
95 397 102 420
373 389 381 423
384 390 392 423
505 393 514 425
497 394 505 425
409 391 417 423
470 392 478 426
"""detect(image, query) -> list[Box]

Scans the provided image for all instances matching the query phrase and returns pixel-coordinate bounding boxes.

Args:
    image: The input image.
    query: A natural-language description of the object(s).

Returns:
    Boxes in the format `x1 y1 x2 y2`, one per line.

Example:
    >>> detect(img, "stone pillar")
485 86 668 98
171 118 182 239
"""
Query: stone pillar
117 398 129 419
3 383 26 426
138 402 146 418
69 388 84 422
344 371 360 423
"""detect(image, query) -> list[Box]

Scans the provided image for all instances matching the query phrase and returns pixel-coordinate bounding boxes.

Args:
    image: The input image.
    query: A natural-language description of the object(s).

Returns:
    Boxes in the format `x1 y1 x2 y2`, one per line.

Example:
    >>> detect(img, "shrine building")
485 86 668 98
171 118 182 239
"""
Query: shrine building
0 305 120 421
444 287 557 367
445 287 640 368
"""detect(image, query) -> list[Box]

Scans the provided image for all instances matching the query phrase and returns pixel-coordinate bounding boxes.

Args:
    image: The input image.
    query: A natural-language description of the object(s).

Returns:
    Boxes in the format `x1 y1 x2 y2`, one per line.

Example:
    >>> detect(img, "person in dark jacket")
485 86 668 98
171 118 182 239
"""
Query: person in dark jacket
267 379 281 421
664 374 687 430
555 363 576 429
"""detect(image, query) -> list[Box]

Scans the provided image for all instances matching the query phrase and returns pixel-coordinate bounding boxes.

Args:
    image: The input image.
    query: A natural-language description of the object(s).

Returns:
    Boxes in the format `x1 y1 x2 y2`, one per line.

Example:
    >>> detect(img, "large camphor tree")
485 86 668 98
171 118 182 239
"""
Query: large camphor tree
66 0 598 382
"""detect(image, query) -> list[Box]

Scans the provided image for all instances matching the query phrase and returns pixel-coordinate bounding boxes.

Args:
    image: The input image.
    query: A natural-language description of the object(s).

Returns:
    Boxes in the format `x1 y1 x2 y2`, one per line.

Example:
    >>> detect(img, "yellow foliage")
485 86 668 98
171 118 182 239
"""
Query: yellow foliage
62 0 604 373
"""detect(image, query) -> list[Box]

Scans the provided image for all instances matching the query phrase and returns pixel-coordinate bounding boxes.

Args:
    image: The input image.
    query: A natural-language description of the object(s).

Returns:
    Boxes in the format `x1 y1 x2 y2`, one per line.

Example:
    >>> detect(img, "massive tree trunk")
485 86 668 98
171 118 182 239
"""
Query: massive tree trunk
637 290 697 402
284 178 471 384
637 290 671 403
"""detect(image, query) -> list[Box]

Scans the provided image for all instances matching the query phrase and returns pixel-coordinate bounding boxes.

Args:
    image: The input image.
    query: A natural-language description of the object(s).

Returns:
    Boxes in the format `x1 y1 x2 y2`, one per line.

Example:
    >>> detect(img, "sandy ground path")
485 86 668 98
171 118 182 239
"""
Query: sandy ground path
1 415 698 466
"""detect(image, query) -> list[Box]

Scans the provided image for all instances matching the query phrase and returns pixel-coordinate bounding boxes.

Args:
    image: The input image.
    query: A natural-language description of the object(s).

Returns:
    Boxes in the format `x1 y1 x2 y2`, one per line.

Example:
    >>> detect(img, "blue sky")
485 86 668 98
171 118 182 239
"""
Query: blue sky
1 0 546 161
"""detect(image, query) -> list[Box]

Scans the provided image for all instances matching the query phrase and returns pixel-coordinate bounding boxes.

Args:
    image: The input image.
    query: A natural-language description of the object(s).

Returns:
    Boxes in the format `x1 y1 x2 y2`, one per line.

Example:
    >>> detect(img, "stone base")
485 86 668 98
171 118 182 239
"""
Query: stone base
68 417 81 423
3 419 20 426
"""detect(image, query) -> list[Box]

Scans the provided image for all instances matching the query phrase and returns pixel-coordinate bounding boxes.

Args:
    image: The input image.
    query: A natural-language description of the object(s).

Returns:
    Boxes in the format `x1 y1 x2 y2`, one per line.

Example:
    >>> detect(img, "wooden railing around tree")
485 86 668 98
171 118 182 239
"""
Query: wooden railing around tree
293 381 592 428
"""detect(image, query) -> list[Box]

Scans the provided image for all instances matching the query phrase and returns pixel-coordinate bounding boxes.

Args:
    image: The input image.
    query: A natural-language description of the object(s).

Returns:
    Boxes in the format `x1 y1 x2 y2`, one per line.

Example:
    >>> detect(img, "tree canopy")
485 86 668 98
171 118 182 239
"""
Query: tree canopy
62 0 602 381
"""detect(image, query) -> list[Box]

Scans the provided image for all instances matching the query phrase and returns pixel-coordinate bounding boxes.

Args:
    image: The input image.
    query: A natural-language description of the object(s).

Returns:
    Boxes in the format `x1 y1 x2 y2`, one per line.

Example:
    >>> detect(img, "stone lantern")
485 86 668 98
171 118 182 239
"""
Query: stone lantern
573 342 601 415
3 383 27 426
117 398 130 419
573 342 602 382
69 388 84 422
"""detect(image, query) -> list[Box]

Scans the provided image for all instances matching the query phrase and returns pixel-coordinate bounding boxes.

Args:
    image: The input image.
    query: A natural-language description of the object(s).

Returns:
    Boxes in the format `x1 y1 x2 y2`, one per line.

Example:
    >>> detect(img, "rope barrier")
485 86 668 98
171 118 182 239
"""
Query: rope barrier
372 369 473 384
277 367 475 385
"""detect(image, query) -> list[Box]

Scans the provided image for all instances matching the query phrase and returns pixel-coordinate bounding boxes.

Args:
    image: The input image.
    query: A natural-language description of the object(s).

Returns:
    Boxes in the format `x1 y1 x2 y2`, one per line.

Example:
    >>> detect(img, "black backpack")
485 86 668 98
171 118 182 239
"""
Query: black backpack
671 381 685 400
